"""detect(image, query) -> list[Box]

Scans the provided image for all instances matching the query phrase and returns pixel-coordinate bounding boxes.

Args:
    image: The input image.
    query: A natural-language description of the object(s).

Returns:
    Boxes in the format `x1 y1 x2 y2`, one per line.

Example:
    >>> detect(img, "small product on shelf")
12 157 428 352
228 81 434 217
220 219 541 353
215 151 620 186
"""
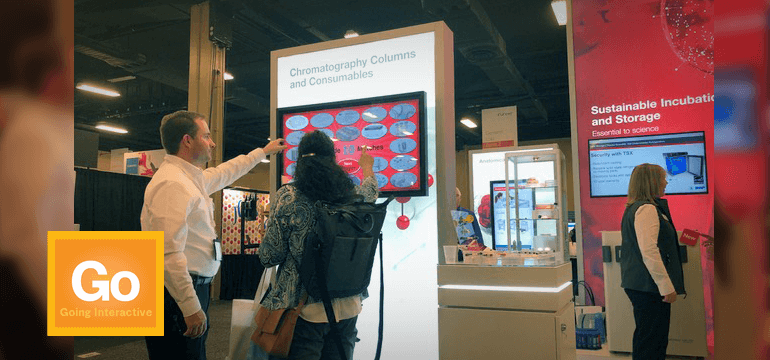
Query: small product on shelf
533 205 558 219
465 239 485 251
461 249 478 263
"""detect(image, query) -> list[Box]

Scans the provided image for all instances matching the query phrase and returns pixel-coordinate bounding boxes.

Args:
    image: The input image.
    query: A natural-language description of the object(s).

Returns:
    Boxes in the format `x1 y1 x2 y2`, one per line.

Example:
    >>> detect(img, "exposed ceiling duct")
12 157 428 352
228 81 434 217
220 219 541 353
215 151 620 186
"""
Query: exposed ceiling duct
422 0 548 122
75 34 270 116
75 34 147 70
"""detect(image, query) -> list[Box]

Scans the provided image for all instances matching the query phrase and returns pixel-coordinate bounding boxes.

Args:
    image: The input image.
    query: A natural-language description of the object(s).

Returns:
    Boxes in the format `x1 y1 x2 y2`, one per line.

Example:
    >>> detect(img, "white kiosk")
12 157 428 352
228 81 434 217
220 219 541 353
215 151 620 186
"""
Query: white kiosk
438 264 575 360
271 22 456 359
438 145 577 360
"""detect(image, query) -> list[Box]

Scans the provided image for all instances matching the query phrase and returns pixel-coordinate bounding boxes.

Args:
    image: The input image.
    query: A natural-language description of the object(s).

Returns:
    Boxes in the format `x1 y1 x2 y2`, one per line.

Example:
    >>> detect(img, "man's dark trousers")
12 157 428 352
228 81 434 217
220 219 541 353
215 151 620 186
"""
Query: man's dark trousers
145 278 211 360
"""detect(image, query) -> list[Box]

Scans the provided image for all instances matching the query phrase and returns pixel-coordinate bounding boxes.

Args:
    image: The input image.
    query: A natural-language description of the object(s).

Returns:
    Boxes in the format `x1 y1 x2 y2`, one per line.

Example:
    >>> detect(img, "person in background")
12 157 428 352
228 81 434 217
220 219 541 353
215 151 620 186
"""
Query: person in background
0 0 74 358
257 131 378 359
141 110 286 360
455 187 484 246
620 163 686 360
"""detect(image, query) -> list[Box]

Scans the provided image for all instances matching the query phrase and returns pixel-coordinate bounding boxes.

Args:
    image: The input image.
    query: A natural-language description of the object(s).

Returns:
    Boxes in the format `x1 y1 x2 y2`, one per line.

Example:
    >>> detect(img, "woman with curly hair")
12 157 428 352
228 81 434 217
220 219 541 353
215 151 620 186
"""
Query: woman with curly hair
257 130 378 359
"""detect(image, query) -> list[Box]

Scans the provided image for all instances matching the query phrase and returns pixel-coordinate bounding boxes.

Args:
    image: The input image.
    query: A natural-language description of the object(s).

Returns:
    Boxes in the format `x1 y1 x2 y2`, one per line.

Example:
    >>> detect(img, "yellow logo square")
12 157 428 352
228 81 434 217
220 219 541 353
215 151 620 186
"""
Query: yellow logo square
47 231 164 336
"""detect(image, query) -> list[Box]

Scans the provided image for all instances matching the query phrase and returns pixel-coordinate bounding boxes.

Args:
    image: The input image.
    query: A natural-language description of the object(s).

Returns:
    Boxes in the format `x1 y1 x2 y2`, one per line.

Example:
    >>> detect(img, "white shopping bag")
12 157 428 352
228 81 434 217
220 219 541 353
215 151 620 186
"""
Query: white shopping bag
226 266 276 360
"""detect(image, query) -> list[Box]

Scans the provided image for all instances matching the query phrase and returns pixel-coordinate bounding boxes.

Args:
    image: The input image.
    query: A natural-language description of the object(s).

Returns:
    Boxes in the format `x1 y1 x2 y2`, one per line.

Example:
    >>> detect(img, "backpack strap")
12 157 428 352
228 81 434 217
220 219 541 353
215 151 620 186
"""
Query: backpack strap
375 232 384 360
314 241 348 360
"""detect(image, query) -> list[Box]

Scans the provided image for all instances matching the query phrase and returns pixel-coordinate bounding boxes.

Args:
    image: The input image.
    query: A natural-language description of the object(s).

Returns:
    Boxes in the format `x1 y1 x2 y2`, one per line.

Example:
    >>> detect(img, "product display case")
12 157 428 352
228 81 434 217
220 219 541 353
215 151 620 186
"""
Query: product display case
496 147 569 265
438 144 575 360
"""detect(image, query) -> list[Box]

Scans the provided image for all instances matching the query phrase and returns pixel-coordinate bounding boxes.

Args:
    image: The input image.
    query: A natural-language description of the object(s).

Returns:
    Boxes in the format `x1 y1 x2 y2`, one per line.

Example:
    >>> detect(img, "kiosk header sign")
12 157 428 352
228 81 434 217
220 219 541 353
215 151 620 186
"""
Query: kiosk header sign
276 32 435 108
481 106 517 149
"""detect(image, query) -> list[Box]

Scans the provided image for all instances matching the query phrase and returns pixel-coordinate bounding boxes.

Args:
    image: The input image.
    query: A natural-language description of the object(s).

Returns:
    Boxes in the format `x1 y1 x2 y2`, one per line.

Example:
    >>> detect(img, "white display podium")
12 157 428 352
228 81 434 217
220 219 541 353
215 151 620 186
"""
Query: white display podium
437 263 576 360
601 231 708 357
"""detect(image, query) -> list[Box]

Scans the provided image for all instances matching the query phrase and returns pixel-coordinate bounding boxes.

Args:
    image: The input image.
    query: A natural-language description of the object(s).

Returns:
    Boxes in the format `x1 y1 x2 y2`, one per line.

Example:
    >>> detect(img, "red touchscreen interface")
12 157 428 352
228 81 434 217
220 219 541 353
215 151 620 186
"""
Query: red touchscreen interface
278 93 426 196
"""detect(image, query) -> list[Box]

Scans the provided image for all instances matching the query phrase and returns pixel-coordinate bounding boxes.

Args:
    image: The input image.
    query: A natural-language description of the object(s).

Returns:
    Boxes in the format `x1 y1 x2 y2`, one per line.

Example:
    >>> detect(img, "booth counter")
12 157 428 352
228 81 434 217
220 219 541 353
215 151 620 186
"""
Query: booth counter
437 262 575 360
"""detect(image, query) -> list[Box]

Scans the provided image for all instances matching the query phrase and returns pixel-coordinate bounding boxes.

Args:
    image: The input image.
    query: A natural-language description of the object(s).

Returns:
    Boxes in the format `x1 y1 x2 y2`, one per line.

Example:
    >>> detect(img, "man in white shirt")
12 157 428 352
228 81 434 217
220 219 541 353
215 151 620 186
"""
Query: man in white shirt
142 110 285 360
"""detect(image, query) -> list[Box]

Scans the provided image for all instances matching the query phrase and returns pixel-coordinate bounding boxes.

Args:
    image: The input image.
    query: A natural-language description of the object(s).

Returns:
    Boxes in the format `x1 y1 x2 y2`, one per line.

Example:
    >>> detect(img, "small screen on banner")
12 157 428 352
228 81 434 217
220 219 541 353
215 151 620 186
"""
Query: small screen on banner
588 131 708 197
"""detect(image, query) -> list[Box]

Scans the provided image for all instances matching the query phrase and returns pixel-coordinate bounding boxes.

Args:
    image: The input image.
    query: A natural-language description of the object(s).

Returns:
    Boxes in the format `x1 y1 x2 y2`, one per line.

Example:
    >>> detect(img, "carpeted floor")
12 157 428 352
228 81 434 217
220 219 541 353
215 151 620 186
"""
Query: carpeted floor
73 300 708 360
74 299 235 360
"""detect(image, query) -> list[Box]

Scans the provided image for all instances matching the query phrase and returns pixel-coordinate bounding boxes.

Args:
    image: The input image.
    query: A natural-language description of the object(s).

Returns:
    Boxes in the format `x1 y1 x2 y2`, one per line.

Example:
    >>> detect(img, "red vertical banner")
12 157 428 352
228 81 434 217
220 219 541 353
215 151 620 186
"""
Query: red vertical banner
570 0 714 352
714 0 769 358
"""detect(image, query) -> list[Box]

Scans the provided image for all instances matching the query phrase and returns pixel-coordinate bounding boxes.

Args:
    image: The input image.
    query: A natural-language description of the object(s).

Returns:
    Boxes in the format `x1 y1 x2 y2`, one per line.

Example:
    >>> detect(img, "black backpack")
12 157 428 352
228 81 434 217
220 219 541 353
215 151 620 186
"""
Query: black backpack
299 195 394 360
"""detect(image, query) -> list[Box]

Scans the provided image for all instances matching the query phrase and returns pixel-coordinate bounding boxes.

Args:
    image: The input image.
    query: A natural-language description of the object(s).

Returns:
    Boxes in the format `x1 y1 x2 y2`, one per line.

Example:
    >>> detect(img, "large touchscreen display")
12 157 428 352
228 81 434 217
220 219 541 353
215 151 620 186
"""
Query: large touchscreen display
277 91 427 197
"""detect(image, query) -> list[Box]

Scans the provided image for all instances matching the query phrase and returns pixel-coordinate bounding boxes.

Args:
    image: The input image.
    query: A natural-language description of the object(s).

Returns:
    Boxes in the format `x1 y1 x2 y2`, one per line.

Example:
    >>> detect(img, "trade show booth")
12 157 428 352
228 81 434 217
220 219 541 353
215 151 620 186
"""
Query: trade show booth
70 0 715 357
567 0 715 356
270 21 456 359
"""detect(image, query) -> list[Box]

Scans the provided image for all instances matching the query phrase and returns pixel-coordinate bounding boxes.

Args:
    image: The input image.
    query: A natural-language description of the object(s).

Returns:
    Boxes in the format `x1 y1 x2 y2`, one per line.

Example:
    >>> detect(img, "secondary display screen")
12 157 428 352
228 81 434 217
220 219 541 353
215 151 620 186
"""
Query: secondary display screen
276 91 428 197
588 131 708 197
489 180 532 250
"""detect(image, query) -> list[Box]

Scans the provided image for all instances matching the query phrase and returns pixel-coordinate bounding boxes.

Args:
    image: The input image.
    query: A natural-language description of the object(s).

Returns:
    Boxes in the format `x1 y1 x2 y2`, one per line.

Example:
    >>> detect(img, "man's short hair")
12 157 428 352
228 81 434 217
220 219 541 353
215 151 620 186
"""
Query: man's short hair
159 111 205 155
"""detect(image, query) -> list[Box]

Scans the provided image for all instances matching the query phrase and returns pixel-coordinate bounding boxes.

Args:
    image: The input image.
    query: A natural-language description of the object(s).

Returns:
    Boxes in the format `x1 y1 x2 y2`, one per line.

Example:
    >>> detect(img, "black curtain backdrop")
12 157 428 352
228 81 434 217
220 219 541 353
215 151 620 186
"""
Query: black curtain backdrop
219 255 264 300
74 167 151 231
74 167 265 299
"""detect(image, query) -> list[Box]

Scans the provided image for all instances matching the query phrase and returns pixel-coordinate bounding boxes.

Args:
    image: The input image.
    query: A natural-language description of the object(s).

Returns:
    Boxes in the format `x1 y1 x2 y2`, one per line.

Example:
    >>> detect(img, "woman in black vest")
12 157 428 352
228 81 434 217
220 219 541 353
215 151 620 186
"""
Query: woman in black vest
620 163 686 360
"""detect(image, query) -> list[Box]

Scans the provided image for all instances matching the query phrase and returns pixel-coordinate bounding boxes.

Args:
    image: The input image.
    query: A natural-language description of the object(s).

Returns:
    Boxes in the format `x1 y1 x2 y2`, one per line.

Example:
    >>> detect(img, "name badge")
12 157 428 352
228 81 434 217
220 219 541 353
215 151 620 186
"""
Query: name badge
214 238 222 261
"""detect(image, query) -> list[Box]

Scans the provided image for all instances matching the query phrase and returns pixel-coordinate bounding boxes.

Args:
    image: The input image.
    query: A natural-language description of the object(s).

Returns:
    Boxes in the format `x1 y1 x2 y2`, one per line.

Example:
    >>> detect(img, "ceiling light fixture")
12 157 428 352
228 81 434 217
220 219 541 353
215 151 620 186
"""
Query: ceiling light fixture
76 83 120 97
551 0 567 26
344 30 359 39
261 159 270 163
95 124 128 134
460 118 478 128
107 75 136 83
224 72 234 80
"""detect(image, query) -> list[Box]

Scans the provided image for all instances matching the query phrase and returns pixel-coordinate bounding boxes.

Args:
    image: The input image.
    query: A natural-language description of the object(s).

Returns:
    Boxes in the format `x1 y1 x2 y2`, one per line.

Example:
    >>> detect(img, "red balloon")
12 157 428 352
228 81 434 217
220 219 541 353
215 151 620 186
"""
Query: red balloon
428 174 434 187
396 197 411 203
477 194 492 228
396 215 410 230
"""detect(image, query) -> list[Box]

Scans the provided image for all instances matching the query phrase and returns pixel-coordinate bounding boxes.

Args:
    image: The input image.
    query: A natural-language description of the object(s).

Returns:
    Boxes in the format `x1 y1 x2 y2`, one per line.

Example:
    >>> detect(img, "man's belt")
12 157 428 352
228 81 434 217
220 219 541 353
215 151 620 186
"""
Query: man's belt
190 273 213 286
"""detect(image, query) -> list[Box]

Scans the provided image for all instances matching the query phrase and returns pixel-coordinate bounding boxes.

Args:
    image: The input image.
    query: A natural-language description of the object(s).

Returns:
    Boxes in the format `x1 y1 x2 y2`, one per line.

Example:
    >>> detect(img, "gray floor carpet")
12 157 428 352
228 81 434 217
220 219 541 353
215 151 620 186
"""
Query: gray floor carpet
74 299 235 360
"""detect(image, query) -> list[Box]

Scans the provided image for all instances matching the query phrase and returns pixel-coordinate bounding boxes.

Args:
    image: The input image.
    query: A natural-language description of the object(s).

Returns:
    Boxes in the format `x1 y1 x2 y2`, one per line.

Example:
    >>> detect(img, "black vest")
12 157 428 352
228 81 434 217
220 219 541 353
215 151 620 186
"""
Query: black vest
620 199 686 295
